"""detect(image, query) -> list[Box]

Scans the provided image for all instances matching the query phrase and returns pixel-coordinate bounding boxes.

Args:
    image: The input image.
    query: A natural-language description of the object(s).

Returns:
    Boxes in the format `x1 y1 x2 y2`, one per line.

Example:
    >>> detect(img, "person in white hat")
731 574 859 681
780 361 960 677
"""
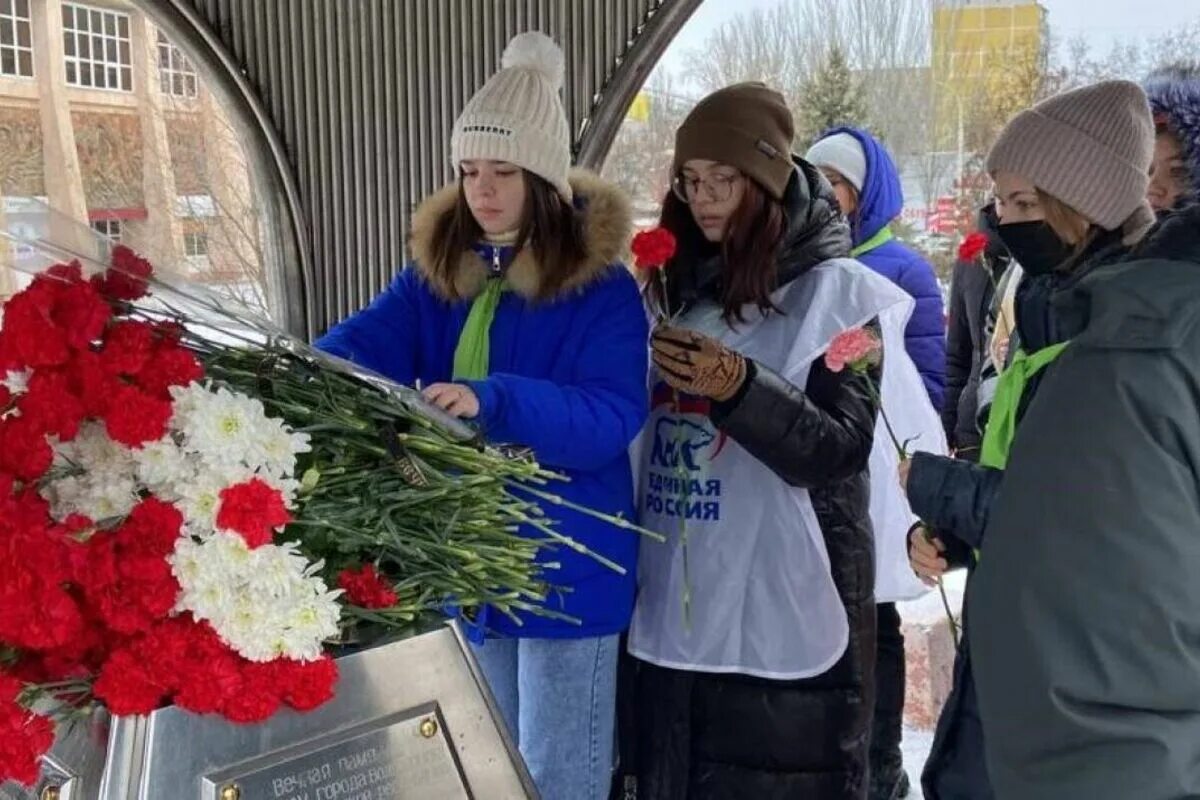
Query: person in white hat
317 32 647 800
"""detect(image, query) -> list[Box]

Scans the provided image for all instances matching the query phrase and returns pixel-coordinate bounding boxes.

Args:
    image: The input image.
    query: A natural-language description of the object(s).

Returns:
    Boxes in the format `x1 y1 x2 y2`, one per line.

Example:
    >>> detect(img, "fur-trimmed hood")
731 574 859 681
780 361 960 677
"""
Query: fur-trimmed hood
408 168 631 302
1145 64 1200 196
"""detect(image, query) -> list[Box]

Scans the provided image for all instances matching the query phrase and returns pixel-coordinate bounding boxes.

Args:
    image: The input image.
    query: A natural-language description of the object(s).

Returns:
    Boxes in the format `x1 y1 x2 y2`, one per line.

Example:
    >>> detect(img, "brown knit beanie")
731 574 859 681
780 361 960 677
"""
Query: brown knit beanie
673 82 795 201
986 80 1154 231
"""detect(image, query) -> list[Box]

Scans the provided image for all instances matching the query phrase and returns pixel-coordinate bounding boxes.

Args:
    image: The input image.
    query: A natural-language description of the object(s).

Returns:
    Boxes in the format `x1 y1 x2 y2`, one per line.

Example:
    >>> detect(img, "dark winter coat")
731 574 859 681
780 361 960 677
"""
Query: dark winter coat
826 126 947 409
942 204 1010 459
634 159 878 800
970 203 1200 800
910 226 1131 800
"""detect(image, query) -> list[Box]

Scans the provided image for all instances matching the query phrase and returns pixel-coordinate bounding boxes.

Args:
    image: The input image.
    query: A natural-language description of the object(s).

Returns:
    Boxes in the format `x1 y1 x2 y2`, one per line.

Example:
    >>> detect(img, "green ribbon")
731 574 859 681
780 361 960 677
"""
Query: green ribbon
850 225 895 257
973 340 1069 561
452 277 508 381
979 341 1070 469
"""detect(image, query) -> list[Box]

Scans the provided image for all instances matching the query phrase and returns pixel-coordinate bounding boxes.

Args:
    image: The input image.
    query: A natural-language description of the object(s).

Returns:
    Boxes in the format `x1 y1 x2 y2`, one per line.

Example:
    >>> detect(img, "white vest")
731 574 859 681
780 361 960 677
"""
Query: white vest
629 258 945 679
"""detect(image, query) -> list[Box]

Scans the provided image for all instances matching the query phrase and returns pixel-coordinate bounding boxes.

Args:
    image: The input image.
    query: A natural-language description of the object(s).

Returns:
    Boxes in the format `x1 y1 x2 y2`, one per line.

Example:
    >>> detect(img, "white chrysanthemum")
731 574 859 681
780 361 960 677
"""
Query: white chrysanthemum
170 533 341 663
247 542 314 598
133 436 196 496
74 421 136 470
169 535 206 586
251 423 312 479
70 472 138 521
171 532 253 619
171 384 276 471
1 369 30 395
169 383 310 483
275 593 342 661
44 425 140 522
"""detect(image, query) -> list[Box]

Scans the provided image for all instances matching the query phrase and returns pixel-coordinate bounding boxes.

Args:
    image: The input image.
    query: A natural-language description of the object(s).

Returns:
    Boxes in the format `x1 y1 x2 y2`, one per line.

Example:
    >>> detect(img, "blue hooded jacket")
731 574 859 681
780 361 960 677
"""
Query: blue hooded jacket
316 171 649 640
815 126 946 409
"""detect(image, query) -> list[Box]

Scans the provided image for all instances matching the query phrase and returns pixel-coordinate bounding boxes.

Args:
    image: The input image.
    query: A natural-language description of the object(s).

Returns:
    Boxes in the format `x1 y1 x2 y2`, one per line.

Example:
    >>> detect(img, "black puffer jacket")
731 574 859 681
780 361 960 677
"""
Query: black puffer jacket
942 204 1010 459
634 159 879 800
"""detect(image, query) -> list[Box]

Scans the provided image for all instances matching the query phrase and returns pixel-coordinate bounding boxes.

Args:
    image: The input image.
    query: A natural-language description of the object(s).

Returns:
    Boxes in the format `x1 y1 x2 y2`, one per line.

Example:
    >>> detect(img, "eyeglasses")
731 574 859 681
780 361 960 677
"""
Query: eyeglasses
671 171 742 204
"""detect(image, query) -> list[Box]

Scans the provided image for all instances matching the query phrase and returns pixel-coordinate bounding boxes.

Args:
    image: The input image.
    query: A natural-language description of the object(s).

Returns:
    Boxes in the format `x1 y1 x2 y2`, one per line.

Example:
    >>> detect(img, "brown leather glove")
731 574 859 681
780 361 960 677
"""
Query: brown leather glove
651 325 748 402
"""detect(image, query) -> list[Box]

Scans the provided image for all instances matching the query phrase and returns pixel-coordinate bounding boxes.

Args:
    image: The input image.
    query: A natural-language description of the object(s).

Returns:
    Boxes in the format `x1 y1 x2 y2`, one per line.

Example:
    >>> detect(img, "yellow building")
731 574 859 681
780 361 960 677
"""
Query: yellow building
932 0 1047 150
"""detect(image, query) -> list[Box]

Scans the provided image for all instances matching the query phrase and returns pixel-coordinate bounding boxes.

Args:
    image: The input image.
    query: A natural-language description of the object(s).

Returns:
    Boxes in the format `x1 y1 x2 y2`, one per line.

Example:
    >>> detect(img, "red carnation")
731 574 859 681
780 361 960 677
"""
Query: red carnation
19 587 87 652
114 497 184 559
0 282 70 368
631 227 677 270
52 281 110 351
222 660 282 724
131 618 195 693
100 320 156 376
146 618 244 714
0 675 21 705
174 648 243 714
81 539 179 635
0 700 55 786
0 415 52 482
66 350 123 417
337 564 398 609
103 385 172 448
33 611 110 682
93 648 167 716
0 384 11 411
0 480 52 539
17 370 85 441
42 261 84 285
958 231 988 262
135 344 203 399
278 655 338 711
216 478 292 548
97 245 154 301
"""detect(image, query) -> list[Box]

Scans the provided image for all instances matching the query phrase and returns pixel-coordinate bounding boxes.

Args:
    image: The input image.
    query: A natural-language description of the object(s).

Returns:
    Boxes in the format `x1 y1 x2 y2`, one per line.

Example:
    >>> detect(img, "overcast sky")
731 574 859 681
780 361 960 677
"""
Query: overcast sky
659 0 1200 93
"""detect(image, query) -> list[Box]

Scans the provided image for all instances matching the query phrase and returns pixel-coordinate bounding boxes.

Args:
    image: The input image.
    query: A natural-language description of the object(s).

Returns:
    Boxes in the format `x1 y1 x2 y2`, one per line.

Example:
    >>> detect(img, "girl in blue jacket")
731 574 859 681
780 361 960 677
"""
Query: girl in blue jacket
806 127 946 410
807 126 947 800
316 33 648 800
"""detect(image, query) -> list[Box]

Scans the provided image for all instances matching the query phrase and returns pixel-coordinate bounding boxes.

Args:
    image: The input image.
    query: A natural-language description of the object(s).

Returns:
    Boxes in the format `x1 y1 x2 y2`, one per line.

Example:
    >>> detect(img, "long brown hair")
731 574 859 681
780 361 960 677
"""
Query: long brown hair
428 171 587 300
655 176 788 323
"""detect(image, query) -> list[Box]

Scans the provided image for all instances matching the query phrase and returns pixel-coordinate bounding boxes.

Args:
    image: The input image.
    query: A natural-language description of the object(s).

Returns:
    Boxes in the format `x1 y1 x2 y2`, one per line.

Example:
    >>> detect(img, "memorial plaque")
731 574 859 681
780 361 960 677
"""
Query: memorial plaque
4 623 534 800
203 705 469 800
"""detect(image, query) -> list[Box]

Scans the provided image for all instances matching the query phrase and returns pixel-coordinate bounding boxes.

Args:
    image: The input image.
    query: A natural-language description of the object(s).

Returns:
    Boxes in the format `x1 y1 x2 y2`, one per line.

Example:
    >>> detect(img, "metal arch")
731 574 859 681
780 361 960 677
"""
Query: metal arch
132 0 312 338
576 0 702 169
128 0 703 339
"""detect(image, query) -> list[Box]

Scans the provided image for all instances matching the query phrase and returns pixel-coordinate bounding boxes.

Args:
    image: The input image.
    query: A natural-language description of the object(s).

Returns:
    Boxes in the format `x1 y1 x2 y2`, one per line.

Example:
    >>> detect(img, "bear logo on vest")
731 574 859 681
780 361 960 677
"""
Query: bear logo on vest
651 418 715 472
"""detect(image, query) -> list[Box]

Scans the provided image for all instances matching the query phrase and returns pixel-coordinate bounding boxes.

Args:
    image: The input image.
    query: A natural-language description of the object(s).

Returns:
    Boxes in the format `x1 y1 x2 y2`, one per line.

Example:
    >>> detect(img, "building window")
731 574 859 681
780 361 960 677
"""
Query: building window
0 0 33 78
91 219 121 242
184 231 208 258
157 31 197 98
62 2 132 92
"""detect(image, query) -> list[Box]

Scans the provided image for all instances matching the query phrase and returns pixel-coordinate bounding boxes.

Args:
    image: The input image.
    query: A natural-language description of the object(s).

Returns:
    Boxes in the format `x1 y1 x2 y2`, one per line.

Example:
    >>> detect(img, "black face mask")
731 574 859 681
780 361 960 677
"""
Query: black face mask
996 220 1075 276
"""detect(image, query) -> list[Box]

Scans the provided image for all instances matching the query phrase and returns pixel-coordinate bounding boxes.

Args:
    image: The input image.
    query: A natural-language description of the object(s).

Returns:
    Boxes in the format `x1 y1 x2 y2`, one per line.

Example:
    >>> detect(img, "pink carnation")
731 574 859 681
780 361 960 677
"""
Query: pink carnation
824 328 881 374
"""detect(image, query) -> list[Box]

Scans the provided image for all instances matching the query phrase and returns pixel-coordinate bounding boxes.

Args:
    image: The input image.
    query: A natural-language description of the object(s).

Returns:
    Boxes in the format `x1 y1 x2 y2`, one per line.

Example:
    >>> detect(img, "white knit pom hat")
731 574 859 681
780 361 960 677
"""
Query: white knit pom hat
450 32 573 201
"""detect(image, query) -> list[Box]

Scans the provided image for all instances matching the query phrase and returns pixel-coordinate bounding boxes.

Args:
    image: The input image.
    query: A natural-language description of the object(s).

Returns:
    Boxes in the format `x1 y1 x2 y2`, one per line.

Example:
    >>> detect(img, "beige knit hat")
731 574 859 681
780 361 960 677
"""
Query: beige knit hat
450 32 572 201
986 80 1154 230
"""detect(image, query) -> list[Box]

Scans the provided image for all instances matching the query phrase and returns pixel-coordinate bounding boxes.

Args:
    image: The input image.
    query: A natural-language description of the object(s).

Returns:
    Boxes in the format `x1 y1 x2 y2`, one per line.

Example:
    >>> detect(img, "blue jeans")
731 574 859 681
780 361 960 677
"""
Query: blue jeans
472 635 619 800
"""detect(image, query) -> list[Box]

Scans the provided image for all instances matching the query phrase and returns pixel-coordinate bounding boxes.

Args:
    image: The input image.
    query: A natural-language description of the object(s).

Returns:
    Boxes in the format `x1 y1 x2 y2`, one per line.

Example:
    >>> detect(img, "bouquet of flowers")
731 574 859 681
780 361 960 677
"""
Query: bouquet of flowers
0 215 654 786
